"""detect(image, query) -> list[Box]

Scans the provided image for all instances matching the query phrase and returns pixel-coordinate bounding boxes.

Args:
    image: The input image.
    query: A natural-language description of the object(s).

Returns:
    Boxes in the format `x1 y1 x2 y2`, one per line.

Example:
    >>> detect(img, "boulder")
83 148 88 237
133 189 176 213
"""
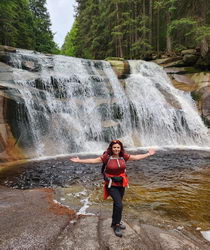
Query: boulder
171 74 197 91
196 52 210 70
181 49 197 55
0 187 75 250
155 83 182 109
153 56 182 65
0 45 16 53
183 54 199 65
0 51 11 65
0 62 13 73
164 67 199 74
163 60 186 68
107 60 130 79
189 72 210 126
190 73 210 90
161 54 169 59
22 61 40 72
200 87 210 125
203 96 210 117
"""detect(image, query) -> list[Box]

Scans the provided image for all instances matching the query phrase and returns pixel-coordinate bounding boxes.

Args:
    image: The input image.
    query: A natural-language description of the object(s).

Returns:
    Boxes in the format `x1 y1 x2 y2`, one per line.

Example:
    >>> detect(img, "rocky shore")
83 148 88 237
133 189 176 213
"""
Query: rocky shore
1 185 210 250
1 147 210 250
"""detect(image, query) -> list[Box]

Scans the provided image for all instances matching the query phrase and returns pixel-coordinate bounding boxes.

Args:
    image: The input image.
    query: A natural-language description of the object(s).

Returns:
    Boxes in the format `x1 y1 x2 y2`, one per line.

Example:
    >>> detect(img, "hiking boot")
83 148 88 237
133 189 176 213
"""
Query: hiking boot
113 225 122 237
111 222 126 230
119 222 126 230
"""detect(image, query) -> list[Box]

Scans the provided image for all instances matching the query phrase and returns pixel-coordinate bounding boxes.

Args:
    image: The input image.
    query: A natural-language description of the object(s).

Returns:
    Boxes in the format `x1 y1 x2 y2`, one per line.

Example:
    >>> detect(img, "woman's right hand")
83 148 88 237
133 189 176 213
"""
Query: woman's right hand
70 157 81 163
148 148 156 156
69 157 102 164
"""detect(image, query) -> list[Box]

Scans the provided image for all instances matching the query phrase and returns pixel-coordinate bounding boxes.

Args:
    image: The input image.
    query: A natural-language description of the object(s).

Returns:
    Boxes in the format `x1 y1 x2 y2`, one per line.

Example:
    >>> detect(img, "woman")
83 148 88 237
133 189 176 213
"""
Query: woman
70 140 156 237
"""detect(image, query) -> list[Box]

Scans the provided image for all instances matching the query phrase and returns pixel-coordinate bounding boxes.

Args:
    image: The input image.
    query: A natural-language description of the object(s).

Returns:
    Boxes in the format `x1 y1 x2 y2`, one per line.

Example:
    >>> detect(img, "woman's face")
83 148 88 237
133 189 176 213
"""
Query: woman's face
112 143 121 156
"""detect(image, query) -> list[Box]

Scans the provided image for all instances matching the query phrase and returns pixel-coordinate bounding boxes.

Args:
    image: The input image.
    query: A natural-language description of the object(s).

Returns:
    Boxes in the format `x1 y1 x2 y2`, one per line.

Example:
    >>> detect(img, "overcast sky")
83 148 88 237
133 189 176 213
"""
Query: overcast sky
46 0 76 48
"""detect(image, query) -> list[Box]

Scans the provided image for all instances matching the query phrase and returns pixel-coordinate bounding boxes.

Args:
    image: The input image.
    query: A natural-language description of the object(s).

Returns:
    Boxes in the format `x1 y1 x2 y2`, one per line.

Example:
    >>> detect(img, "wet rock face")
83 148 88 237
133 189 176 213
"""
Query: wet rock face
0 187 75 250
54 216 208 250
0 89 25 161
21 61 40 72
155 83 182 109
0 45 16 53
1 185 209 250
171 74 197 92
107 59 130 80
201 89 210 126
191 74 210 126
0 48 35 161
154 54 210 128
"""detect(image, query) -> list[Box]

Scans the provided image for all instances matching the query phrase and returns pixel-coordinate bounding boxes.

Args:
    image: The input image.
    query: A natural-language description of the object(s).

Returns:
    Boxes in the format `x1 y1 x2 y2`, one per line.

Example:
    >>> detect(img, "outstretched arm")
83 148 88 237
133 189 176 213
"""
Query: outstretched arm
70 157 102 164
128 148 156 161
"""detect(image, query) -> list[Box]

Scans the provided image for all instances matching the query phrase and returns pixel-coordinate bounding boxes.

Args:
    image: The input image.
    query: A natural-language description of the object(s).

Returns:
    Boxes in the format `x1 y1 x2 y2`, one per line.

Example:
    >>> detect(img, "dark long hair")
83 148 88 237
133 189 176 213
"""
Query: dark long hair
106 140 125 157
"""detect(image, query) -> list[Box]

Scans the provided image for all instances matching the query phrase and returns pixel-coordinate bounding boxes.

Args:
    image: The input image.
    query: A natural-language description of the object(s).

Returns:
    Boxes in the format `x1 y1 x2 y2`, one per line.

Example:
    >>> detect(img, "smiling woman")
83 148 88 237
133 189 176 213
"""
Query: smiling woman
46 0 76 47
70 139 156 237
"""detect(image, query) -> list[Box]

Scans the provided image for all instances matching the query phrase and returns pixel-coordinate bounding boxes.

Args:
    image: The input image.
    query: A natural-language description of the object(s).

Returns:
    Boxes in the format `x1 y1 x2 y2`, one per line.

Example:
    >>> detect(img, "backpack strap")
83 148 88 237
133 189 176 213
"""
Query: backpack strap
103 156 110 174
102 154 126 174
101 152 110 174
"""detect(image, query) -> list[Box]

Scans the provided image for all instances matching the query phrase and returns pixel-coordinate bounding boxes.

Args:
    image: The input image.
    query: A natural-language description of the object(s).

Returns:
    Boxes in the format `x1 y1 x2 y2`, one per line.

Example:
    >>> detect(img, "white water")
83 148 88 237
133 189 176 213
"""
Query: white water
125 60 210 147
9 50 133 157
7 51 210 158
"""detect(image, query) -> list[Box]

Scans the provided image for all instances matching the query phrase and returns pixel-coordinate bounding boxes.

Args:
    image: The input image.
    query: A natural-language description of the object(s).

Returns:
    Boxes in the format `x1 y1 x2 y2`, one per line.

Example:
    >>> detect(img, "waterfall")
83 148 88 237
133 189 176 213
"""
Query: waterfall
8 50 133 157
125 60 209 147
4 50 209 158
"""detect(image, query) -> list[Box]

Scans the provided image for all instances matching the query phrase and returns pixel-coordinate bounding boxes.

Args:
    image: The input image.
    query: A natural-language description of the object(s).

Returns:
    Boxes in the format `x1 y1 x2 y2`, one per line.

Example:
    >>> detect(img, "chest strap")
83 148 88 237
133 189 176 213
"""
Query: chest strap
110 156 125 168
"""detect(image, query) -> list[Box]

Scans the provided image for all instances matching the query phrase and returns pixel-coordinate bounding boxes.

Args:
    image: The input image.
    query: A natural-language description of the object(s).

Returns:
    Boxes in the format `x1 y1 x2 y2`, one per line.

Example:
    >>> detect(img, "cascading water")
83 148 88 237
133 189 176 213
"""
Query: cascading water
4 50 210 158
7 50 133 157
125 60 210 147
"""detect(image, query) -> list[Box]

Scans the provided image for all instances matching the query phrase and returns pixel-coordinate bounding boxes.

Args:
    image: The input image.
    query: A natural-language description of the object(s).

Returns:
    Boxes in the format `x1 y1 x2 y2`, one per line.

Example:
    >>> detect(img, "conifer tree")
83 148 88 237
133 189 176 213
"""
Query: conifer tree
64 0 210 60
29 0 57 53
61 21 78 56
0 0 18 46
14 0 35 49
0 0 59 54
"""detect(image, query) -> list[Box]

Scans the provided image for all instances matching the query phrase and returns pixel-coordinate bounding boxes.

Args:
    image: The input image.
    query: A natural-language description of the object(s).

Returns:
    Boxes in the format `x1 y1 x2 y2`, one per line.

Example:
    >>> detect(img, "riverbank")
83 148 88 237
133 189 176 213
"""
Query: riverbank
0 185 209 250
1 149 210 249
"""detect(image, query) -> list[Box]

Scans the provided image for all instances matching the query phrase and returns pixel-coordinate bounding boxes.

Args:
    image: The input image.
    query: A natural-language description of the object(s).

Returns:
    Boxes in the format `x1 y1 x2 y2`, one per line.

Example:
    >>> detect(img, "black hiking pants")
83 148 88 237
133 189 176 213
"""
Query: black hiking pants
108 186 125 226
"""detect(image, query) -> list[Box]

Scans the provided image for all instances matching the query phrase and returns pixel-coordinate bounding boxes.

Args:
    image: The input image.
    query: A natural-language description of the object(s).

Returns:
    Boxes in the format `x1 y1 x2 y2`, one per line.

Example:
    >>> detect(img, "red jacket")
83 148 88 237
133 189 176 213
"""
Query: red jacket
104 172 129 200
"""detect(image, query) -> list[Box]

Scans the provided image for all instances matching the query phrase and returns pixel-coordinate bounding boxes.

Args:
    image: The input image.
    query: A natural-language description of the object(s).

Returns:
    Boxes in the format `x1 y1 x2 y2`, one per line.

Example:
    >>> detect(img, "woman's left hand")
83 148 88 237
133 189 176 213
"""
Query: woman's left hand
70 157 81 163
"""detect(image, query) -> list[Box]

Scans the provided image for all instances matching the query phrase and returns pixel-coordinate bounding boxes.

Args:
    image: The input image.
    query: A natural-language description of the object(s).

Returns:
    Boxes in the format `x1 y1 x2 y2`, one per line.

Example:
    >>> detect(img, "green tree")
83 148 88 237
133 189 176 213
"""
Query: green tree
0 0 19 46
0 0 59 54
14 0 35 49
61 21 78 56
167 0 210 54
29 0 57 53
64 0 210 60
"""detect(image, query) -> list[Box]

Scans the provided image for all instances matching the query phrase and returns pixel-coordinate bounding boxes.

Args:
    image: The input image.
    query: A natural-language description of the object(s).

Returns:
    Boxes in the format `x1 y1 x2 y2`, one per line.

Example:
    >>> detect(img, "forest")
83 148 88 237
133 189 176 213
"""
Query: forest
0 0 210 61
0 0 58 54
62 0 210 60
